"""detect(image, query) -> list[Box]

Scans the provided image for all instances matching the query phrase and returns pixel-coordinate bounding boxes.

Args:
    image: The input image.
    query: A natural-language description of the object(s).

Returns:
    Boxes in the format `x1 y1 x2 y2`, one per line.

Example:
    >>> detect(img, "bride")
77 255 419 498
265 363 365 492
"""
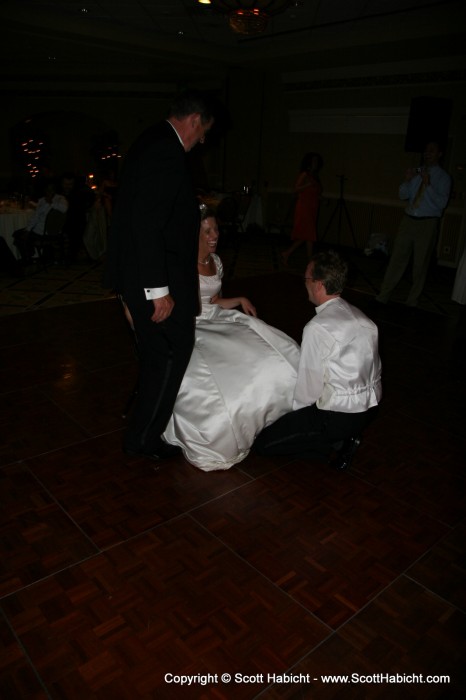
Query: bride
163 205 300 471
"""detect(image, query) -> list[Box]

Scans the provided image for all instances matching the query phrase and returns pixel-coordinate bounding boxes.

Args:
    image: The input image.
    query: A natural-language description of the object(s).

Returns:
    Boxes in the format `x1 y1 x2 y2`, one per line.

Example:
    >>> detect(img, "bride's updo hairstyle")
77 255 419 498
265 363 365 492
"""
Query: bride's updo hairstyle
199 202 216 221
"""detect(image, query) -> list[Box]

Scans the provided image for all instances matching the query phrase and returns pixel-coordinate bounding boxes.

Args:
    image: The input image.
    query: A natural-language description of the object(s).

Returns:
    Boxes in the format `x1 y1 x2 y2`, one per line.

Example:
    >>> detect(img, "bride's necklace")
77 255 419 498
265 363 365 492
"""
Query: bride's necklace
198 255 211 265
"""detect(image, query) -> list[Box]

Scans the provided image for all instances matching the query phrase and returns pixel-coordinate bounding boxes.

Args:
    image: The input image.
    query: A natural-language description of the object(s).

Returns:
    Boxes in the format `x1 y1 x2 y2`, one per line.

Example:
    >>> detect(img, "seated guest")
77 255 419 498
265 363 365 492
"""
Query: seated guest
13 180 68 264
254 249 382 470
161 205 301 471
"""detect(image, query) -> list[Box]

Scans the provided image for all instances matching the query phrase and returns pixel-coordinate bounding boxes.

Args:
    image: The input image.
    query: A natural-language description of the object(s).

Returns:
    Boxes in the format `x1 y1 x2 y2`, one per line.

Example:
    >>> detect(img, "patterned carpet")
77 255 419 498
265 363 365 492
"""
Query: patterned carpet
0 231 461 317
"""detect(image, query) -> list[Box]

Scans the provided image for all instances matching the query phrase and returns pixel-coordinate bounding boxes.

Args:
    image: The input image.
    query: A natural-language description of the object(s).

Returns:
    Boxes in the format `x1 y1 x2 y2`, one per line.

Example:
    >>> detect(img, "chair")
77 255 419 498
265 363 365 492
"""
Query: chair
35 209 67 269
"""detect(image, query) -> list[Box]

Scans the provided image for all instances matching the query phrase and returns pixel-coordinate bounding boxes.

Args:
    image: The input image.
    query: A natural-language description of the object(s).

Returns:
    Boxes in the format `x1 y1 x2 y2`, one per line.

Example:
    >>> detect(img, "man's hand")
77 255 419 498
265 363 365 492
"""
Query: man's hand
150 294 174 323
420 166 430 186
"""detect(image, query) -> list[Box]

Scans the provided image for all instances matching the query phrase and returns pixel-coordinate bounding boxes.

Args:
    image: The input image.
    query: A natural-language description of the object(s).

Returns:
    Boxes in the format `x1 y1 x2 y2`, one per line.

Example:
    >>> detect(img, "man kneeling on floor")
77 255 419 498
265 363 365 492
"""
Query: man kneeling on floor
253 249 382 470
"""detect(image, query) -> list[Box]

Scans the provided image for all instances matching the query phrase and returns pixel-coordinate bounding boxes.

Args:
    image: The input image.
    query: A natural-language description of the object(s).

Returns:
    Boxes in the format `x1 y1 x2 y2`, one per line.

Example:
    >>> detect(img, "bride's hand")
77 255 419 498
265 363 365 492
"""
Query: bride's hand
240 297 257 317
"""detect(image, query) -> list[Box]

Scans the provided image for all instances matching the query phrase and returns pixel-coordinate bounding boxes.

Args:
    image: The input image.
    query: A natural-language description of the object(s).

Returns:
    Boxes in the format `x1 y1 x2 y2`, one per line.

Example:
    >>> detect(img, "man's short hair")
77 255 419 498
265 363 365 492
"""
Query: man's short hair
168 89 214 125
310 249 348 295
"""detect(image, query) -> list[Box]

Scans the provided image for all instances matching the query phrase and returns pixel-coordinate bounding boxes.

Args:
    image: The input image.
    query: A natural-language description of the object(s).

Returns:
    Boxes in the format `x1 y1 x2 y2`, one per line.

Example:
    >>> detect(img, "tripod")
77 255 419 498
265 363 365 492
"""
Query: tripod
320 175 358 248
320 175 379 294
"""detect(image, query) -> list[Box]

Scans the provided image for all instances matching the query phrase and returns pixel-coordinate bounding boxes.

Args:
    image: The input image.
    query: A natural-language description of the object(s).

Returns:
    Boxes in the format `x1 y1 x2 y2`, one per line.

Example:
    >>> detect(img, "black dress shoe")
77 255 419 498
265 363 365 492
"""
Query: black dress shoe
329 437 361 471
123 440 182 462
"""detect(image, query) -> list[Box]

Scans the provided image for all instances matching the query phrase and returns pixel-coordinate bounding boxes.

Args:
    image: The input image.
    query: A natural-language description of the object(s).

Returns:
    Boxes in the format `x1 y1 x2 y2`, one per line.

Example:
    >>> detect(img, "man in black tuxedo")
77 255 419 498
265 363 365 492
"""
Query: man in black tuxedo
104 90 214 460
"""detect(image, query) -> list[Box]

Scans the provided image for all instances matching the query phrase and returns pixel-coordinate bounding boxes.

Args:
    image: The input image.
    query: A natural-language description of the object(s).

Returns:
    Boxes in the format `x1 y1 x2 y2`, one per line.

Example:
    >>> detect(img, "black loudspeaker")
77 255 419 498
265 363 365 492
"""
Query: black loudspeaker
404 96 452 152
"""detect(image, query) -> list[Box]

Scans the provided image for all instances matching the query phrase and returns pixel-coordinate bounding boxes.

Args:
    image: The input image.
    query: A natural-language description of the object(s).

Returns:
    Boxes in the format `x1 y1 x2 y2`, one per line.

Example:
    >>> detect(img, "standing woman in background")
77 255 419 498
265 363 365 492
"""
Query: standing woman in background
282 152 323 266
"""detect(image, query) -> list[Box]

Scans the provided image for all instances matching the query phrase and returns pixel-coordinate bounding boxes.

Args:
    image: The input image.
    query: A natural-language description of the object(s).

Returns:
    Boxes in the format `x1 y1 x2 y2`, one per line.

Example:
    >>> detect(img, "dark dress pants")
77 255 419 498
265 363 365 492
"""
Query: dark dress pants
123 295 195 453
253 404 378 459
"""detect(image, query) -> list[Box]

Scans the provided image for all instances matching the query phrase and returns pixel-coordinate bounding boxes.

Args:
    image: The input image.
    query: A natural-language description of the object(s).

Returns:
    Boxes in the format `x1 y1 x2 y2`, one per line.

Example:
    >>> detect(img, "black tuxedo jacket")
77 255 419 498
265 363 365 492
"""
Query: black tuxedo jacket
104 120 200 319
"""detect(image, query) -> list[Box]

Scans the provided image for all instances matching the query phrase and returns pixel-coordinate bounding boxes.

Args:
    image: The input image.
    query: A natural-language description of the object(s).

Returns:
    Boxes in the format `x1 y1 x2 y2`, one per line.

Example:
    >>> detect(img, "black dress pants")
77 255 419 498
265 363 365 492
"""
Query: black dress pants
123 295 195 453
253 404 378 459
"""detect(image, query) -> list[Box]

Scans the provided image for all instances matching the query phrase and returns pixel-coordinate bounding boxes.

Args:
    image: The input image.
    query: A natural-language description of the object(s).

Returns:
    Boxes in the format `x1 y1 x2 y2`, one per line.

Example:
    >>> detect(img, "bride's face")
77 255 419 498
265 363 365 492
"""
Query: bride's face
199 216 219 256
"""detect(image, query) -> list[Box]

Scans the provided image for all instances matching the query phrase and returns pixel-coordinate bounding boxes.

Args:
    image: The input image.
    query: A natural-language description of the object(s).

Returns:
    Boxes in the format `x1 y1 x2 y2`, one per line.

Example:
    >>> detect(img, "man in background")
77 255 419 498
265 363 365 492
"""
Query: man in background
376 141 451 307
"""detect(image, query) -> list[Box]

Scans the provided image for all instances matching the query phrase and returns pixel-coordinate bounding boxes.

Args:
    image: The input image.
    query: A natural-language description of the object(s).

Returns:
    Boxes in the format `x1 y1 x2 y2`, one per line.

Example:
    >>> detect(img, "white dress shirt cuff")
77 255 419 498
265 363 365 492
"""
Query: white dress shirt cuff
144 286 169 300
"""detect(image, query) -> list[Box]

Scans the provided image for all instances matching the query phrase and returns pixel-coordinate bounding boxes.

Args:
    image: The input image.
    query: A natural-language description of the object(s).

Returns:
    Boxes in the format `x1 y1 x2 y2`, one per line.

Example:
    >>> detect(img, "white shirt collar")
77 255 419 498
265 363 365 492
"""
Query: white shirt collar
166 119 185 148
315 297 339 314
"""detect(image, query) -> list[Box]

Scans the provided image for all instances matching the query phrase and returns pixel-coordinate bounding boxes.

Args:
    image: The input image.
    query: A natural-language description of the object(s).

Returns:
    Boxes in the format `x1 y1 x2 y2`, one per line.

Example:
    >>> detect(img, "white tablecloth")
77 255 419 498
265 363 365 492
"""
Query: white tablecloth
0 209 34 258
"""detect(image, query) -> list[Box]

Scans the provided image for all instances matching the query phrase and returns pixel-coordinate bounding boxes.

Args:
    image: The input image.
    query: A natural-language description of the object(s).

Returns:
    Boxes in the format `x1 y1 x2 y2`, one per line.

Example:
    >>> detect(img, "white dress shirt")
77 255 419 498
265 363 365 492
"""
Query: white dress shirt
293 297 382 413
400 165 451 218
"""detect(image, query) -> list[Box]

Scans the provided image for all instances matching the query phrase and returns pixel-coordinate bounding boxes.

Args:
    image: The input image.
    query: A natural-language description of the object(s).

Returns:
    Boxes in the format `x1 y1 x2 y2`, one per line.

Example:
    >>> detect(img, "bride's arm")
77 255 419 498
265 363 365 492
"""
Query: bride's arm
211 294 257 317
210 254 257 316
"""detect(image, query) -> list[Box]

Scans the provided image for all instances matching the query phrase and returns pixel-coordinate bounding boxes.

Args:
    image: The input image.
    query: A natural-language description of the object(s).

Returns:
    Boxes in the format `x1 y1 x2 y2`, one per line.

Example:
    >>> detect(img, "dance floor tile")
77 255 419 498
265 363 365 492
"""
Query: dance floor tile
0 317 133 398
0 616 48 700
40 364 137 435
8 277 67 293
57 279 113 296
2 519 330 699
0 299 123 348
0 304 28 316
26 434 253 549
59 333 134 373
407 523 466 612
47 298 122 332
0 341 89 393
237 451 294 479
0 464 98 597
38 292 114 310
192 462 448 629
261 577 466 700
0 389 90 467
25 269 78 282
399 385 465 439
0 290 48 310
353 416 466 527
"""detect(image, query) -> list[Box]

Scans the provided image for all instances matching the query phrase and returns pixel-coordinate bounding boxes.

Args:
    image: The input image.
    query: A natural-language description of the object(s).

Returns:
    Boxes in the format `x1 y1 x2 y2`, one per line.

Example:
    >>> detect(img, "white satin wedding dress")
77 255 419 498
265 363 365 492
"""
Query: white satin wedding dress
163 254 300 471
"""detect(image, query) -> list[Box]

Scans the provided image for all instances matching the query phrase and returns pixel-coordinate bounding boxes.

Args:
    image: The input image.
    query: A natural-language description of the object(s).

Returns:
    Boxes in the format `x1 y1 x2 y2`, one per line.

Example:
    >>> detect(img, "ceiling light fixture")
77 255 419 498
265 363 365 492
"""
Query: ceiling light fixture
199 0 292 36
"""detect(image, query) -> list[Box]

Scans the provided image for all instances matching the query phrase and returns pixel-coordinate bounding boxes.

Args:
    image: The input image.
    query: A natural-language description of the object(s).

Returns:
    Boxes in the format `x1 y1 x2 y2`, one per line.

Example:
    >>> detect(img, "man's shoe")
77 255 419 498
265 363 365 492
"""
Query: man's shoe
123 440 181 462
329 437 361 471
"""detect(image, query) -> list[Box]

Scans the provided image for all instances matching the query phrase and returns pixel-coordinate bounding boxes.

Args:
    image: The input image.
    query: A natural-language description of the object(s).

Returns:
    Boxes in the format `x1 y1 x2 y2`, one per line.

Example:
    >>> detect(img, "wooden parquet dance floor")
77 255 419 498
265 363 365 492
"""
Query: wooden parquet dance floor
1 271 465 699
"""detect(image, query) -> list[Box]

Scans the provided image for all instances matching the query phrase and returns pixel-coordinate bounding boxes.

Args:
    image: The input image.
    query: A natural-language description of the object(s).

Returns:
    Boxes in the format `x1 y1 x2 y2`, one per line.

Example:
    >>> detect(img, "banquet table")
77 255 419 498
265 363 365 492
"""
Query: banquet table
0 207 34 258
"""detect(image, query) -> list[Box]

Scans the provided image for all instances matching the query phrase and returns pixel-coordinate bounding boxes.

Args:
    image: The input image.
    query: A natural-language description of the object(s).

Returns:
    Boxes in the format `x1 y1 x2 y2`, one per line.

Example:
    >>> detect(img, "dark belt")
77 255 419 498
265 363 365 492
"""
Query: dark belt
405 214 438 221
